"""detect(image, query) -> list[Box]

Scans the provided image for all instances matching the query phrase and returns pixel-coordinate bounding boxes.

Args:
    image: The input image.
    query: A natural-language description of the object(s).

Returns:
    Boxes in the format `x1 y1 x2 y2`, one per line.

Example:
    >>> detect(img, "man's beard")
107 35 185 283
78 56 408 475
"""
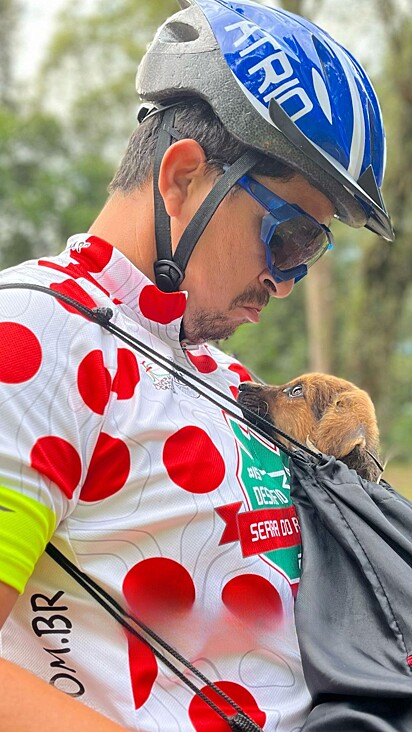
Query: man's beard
183 311 239 343
181 285 269 344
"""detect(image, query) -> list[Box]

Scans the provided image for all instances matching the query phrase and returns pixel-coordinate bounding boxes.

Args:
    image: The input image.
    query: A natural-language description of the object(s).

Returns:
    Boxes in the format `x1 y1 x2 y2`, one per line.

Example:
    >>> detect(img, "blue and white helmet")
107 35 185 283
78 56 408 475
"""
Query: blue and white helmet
137 0 393 241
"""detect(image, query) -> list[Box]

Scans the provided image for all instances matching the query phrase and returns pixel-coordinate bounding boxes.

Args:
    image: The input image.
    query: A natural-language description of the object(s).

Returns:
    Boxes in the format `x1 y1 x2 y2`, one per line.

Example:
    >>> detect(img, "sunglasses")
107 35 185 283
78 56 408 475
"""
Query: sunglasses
236 174 334 283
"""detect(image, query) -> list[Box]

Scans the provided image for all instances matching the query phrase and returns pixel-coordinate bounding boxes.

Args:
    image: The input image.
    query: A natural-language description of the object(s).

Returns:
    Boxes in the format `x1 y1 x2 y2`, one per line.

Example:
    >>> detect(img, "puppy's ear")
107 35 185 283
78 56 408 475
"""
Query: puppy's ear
310 389 378 459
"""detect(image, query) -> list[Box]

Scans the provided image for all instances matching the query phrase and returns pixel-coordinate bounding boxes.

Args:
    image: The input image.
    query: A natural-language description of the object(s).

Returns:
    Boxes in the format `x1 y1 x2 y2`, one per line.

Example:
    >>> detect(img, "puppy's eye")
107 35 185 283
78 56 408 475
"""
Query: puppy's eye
286 384 304 398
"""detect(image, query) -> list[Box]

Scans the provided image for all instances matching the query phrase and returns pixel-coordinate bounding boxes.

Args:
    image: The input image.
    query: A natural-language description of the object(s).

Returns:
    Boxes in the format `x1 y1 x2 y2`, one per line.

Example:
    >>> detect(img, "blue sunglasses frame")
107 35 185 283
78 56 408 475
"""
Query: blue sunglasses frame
236 174 334 283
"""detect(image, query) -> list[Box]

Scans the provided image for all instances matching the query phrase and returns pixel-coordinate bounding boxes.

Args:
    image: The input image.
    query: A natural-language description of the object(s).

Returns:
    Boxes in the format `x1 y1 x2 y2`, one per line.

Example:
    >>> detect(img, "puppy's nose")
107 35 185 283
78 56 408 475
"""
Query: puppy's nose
238 382 254 392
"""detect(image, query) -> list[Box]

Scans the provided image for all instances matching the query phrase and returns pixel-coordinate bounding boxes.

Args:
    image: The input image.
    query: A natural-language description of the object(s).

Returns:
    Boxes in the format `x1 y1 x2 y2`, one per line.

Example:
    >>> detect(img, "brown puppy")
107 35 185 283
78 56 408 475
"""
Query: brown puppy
237 373 382 482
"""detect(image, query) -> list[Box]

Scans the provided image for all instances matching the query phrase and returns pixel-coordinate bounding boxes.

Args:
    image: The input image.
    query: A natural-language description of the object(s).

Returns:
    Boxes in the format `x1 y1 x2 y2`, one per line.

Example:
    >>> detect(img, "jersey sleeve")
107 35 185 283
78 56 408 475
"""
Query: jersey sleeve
0 283 117 593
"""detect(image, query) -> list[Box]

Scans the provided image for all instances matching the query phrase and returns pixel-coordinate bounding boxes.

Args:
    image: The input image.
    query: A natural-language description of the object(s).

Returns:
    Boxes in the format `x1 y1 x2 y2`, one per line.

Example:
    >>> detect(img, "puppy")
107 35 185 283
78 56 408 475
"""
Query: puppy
237 373 382 482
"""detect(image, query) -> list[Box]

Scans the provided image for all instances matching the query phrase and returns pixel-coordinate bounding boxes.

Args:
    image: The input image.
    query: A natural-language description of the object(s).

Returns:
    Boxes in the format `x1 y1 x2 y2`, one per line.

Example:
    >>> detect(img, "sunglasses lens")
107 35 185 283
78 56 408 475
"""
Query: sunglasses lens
269 216 329 271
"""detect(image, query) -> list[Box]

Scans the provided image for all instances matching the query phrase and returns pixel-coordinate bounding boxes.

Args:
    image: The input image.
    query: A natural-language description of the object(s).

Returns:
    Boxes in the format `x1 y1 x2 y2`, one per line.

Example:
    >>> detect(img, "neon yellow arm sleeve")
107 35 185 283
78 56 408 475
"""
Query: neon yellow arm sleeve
0 485 56 594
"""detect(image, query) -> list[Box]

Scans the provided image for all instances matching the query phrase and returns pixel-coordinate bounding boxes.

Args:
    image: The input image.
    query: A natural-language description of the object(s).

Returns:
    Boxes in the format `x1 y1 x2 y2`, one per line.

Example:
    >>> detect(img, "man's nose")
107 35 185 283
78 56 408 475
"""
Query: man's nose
258 269 294 299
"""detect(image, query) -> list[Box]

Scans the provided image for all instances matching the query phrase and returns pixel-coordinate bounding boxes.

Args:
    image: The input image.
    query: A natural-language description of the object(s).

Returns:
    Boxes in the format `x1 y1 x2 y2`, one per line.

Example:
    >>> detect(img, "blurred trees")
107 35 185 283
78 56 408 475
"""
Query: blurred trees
0 102 114 264
350 12 412 446
0 0 176 264
1 0 412 460
37 0 177 158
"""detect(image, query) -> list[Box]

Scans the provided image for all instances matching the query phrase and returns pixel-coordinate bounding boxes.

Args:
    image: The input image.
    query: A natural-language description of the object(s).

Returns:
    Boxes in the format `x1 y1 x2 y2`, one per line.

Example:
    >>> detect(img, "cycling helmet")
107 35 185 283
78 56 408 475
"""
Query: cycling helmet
136 0 393 291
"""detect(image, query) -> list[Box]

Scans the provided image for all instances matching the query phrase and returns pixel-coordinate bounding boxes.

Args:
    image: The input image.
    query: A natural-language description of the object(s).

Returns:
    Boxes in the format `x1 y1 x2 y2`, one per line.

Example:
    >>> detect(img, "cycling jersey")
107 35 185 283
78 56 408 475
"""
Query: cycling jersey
0 234 310 731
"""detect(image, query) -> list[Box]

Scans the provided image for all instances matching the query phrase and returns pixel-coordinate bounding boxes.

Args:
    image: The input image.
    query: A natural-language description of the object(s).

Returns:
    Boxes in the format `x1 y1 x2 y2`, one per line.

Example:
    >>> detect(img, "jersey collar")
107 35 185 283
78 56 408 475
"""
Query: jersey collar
66 233 189 350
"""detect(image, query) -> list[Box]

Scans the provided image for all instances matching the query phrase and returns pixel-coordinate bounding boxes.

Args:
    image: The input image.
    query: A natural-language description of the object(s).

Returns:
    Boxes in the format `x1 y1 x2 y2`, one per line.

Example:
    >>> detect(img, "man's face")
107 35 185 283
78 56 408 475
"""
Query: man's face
172 169 334 345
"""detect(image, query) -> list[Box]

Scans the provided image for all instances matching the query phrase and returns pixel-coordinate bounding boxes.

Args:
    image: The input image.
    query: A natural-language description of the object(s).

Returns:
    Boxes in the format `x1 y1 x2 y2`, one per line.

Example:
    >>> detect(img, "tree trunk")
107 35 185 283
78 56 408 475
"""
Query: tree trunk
305 255 334 373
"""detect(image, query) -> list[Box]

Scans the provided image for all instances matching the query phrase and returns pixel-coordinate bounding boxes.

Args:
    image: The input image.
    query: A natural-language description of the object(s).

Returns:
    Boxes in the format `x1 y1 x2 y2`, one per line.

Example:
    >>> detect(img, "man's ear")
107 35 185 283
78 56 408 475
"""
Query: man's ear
157 138 207 218
310 389 375 458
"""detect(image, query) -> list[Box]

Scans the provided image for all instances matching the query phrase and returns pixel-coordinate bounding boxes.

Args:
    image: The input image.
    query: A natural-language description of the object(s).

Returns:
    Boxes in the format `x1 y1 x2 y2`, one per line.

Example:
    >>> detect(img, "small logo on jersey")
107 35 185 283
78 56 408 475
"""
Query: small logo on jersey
68 238 91 253
143 360 173 390
142 360 199 397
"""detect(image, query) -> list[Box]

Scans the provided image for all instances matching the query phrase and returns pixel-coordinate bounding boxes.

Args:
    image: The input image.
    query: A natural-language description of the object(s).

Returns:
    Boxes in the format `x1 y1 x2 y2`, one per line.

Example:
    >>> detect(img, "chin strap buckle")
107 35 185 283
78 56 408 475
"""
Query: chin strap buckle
154 259 184 293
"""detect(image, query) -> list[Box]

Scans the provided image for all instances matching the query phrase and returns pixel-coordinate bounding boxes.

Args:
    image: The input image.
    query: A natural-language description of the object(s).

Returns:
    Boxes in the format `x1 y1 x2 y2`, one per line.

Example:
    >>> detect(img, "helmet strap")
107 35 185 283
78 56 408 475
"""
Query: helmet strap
152 107 261 292
152 107 182 292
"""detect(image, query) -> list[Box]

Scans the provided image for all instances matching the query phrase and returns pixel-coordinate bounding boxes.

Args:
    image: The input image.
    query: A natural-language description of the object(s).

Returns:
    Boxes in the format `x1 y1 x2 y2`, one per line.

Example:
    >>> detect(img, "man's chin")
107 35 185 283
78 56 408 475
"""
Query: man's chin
181 312 240 344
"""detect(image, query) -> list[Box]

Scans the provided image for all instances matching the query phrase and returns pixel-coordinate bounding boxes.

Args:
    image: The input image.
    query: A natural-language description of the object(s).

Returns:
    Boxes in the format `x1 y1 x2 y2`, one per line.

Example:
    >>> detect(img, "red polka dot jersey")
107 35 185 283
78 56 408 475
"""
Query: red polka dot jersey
0 234 310 731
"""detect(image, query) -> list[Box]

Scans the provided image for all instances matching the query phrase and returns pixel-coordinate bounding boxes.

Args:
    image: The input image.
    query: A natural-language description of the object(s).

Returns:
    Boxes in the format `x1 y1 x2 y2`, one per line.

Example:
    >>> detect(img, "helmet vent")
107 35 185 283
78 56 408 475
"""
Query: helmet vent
367 99 376 157
311 34 329 78
312 67 332 124
159 20 199 44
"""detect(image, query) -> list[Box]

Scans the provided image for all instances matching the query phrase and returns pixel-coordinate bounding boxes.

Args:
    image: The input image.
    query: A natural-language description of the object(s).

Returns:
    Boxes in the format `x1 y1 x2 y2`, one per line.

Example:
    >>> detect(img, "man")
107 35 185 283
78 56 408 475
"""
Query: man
0 1 393 730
